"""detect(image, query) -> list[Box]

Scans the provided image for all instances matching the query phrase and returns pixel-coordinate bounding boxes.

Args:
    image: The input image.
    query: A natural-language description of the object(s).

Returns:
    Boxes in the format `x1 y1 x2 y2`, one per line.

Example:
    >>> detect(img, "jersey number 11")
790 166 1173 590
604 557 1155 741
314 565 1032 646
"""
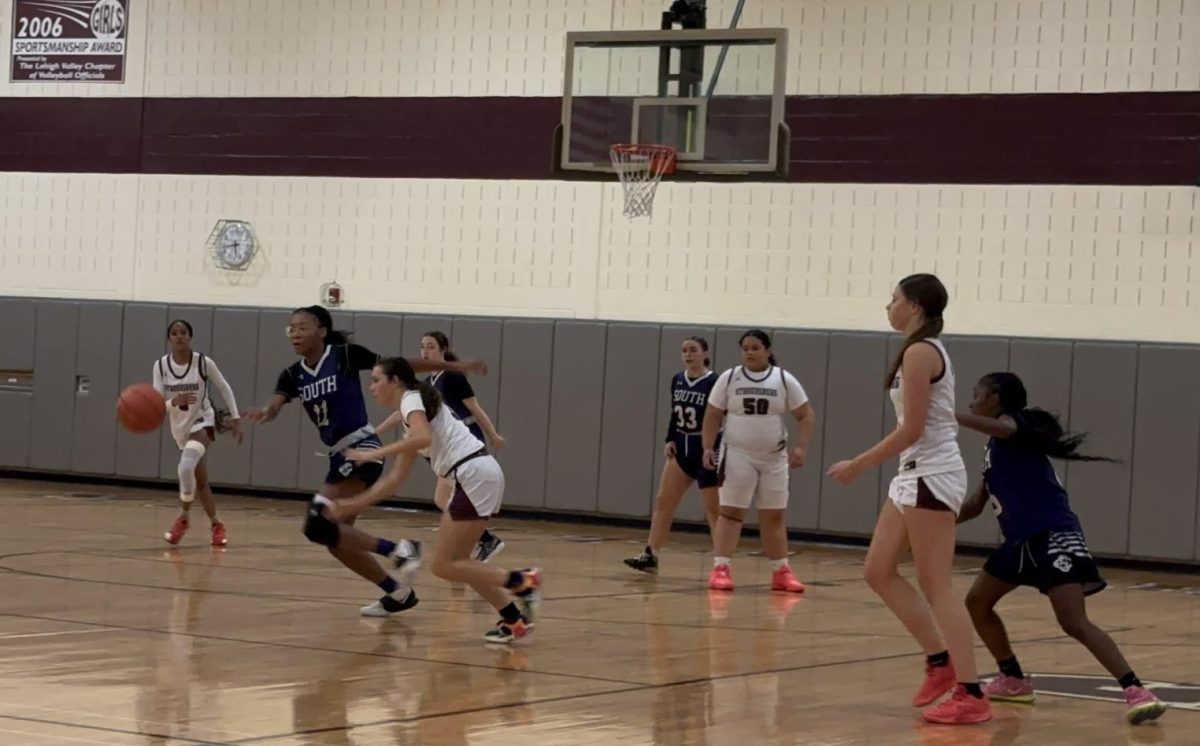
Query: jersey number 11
310 400 330 427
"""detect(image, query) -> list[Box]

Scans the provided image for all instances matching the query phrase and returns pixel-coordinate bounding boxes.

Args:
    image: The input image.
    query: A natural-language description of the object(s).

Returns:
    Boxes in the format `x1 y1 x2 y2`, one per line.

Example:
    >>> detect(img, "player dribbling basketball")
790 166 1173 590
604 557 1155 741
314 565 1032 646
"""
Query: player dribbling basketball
154 319 243 547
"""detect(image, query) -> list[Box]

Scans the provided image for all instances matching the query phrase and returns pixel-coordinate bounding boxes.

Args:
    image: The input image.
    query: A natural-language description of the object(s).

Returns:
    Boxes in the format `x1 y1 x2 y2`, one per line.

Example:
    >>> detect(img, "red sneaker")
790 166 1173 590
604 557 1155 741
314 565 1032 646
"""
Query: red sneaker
770 565 806 593
708 564 734 591
922 685 993 725
913 661 957 706
164 515 188 545
210 521 228 547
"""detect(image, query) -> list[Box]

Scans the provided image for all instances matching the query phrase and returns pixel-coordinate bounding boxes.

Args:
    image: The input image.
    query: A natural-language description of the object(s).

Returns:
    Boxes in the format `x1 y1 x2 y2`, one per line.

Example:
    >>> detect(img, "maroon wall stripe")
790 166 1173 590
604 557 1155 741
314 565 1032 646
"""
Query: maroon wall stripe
1 93 1196 184
788 92 1200 185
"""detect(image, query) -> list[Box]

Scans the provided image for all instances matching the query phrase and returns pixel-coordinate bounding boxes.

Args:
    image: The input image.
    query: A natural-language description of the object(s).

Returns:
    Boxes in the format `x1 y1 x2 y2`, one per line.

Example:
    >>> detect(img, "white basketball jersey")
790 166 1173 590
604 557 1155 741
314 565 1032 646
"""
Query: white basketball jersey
400 390 485 477
152 353 239 449
889 338 964 476
709 366 808 454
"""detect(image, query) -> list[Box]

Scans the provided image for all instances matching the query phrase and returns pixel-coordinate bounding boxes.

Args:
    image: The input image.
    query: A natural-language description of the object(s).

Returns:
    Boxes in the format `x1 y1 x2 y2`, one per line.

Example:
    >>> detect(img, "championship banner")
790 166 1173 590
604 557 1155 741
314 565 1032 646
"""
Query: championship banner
10 0 129 83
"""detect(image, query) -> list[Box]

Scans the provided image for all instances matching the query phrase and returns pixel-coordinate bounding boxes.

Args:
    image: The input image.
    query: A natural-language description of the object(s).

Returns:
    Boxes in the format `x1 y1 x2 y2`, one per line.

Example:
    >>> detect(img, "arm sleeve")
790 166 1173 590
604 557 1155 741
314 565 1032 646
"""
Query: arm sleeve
781 370 809 408
274 367 298 401
707 370 732 410
152 360 169 401
347 344 381 372
665 377 677 442
204 358 240 418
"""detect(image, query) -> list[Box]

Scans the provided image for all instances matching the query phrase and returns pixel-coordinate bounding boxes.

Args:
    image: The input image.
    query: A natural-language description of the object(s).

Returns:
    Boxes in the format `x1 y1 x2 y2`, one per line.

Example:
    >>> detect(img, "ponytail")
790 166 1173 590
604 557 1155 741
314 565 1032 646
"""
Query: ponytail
377 356 443 420
980 372 1117 463
883 316 943 388
884 273 949 388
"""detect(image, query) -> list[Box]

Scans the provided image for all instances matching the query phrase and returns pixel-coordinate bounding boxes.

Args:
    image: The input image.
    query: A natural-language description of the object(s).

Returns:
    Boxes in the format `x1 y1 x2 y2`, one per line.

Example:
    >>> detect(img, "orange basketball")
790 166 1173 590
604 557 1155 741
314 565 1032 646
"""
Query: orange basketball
116 383 166 434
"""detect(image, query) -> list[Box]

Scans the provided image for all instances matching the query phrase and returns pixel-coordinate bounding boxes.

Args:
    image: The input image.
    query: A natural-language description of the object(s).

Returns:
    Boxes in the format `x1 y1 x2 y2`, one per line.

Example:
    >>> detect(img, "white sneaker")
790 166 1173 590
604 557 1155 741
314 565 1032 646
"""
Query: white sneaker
359 588 419 617
390 540 422 582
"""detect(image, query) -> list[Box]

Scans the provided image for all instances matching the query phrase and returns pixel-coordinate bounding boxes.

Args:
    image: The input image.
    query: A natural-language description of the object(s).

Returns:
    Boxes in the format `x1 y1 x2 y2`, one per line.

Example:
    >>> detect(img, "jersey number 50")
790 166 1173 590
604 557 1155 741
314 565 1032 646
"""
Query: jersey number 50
742 398 769 415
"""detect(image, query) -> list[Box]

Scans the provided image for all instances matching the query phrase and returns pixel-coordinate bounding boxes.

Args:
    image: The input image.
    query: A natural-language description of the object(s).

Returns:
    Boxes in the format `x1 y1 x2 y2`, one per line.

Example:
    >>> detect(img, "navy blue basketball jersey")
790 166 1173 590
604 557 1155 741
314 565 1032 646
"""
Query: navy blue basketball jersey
665 370 716 442
982 414 1082 542
427 371 475 422
275 343 379 448
426 370 485 442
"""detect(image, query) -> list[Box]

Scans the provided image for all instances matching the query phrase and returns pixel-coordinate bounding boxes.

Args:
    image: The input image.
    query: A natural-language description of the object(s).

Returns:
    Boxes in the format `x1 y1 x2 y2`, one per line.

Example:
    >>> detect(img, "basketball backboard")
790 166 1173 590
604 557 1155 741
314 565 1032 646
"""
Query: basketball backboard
558 28 788 178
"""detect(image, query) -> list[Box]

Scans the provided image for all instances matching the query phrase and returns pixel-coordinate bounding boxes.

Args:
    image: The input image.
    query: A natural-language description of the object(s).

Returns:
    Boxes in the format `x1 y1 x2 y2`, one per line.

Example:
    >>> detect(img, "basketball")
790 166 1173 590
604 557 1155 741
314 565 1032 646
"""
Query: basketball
116 383 166 434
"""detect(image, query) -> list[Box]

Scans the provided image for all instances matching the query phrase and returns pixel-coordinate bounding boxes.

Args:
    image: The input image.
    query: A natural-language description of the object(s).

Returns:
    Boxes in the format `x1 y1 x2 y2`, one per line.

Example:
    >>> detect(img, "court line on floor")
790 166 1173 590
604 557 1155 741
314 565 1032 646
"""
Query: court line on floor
0 610 646 688
0 627 120 641
0 713 234 746
0 548 1100 640
224 644 982 744
0 548 920 638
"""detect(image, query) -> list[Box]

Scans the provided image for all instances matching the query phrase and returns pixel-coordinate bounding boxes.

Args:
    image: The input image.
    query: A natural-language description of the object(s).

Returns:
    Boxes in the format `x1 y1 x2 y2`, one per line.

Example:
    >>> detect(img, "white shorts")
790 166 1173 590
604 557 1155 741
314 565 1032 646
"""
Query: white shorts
446 455 505 520
888 469 968 515
172 412 215 450
718 446 789 510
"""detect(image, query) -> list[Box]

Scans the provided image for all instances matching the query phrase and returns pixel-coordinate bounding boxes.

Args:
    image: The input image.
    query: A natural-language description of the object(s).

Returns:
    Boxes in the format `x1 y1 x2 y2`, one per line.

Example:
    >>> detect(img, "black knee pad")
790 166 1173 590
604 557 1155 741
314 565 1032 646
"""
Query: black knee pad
303 502 341 548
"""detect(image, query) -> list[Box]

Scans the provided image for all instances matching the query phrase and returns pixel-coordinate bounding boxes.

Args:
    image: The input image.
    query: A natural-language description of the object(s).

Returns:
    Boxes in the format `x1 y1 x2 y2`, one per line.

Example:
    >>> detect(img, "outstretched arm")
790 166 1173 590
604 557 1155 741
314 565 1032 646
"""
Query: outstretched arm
374 410 406 436
244 394 288 424
245 368 297 424
407 357 487 376
346 410 432 463
348 344 487 377
957 412 1017 439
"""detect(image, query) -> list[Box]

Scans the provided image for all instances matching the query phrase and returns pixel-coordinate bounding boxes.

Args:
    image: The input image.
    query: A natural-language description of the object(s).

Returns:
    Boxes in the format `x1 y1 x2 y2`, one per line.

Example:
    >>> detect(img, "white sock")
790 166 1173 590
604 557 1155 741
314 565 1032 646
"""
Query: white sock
771 558 789 570
713 556 731 568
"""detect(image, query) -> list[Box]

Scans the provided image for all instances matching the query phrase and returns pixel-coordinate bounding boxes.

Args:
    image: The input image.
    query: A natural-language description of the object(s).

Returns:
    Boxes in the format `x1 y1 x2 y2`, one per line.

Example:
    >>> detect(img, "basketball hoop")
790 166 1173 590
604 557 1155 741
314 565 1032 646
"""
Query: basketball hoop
610 143 676 219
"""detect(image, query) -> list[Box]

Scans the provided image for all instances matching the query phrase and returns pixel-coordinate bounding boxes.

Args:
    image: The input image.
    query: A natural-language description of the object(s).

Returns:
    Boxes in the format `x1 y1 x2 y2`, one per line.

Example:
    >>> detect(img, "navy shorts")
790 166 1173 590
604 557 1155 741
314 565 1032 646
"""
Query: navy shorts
983 529 1106 596
324 435 384 488
671 436 720 489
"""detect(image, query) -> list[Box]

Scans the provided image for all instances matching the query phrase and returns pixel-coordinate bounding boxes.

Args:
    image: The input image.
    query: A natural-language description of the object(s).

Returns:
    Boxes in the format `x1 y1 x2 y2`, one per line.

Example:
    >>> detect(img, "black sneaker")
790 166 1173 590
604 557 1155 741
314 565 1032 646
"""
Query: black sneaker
483 616 533 644
624 550 658 574
473 532 506 563
360 588 419 617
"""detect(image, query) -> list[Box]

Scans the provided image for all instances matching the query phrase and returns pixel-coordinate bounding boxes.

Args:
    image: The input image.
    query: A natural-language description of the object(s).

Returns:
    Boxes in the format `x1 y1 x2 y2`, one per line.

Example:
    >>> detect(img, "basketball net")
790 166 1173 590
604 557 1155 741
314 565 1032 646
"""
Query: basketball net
610 144 677 219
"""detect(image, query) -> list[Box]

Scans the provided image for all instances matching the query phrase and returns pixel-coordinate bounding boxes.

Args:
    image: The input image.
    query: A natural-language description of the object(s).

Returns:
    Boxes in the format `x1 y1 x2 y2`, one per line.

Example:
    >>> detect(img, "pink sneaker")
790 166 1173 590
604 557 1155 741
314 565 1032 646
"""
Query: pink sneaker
770 565 806 593
164 515 188 545
1124 686 1167 724
922 685 993 725
983 674 1035 703
210 521 228 547
708 564 734 591
913 662 957 707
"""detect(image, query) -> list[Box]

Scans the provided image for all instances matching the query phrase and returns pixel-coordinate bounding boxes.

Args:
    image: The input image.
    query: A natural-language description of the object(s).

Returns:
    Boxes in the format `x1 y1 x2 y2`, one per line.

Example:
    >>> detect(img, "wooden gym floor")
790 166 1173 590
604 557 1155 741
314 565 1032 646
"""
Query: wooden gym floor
0 478 1195 745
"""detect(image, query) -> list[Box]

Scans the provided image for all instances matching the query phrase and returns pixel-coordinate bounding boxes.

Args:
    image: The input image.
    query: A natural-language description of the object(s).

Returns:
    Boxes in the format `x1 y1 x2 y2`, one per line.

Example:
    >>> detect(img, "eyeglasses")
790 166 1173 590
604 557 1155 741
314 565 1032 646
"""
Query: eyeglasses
284 324 317 337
